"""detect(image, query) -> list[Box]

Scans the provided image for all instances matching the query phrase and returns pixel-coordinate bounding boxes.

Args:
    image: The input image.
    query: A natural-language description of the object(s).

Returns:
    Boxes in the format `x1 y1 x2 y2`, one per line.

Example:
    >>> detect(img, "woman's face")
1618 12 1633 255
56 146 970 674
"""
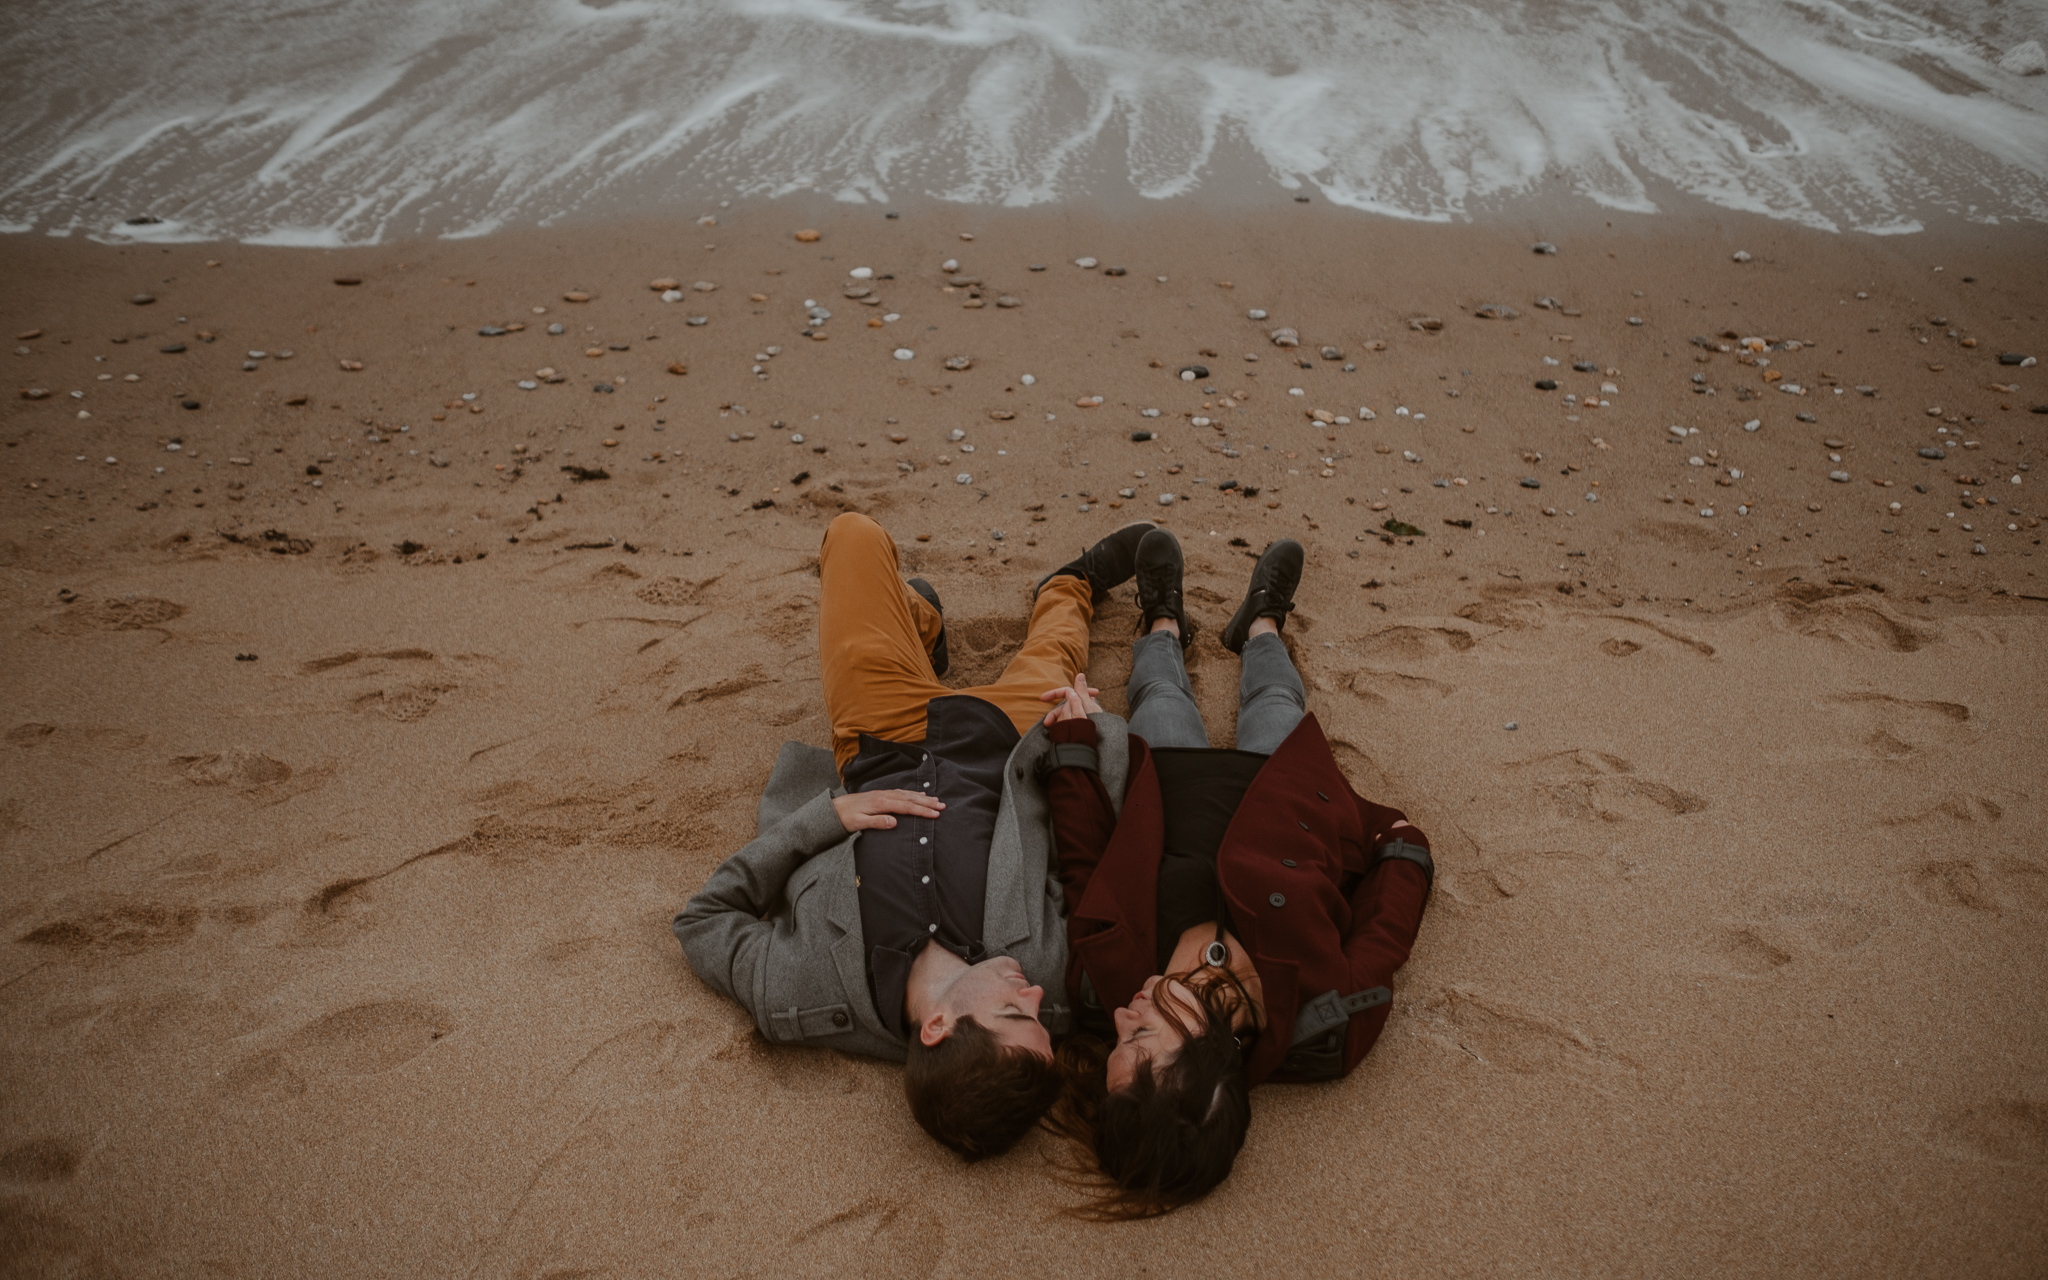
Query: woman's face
1106 975 1203 1091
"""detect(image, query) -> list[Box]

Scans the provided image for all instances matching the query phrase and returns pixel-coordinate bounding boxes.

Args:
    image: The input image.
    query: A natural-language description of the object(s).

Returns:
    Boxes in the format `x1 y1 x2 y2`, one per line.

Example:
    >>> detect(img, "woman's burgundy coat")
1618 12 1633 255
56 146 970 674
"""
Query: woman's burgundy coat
1046 712 1430 1086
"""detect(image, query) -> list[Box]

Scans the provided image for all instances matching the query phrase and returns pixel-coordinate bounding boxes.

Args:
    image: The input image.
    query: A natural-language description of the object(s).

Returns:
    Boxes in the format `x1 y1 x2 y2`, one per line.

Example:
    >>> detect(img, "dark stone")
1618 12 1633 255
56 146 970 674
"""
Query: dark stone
1919 447 1947 459
1219 478 1239 490
1999 352 2030 365
1103 266 1127 276
593 383 614 393
1532 241 1558 254
159 343 186 354
1179 364 1209 379
125 214 163 225
1573 360 1597 372
334 276 362 286
1444 517 1473 528
1797 412 1817 422
305 465 322 476
131 294 155 305
1534 379 1557 390
1131 430 1156 442
180 399 200 410
1520 477 1542 489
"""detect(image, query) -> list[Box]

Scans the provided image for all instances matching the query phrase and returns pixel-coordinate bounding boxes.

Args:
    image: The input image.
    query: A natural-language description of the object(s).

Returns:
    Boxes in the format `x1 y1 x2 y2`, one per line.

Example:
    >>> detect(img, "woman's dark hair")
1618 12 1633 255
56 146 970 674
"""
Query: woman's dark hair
1045 968 1259 1218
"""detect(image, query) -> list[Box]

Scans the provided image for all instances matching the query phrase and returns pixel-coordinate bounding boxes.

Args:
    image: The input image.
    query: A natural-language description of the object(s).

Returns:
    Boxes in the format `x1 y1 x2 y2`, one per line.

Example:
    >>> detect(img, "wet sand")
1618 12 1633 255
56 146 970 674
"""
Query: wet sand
3 203 2046 1276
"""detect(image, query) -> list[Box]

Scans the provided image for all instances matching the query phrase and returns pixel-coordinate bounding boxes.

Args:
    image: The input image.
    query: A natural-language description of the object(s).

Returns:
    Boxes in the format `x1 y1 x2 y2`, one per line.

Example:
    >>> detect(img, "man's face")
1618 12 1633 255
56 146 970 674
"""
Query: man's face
940 956 1051 1059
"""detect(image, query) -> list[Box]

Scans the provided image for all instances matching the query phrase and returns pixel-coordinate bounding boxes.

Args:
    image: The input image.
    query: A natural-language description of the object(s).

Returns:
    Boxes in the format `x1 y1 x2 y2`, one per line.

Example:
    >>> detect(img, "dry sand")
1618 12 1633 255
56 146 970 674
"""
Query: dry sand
3 204 2046 1277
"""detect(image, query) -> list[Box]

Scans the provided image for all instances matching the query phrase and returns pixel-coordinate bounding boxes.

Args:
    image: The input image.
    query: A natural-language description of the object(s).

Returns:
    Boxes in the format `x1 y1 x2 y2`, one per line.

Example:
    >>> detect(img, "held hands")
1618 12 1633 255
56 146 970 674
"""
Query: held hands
1040 670 1103 727
833 789 945 832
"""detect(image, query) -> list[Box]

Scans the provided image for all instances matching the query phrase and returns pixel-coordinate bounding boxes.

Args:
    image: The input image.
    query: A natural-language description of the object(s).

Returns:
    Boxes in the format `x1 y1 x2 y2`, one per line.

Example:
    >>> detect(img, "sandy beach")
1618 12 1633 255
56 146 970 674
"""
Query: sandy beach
4 202 2047 1276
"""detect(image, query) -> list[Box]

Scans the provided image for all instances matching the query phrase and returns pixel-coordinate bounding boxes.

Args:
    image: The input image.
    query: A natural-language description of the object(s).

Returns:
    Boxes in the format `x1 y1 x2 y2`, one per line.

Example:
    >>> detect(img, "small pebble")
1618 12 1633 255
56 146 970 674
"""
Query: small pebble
131 293 155 305
1075 257 1097 268
160 343 186 353
479 326 507 337
1732 250 1752 262
850 267 873 279
956 472 974 485
1505 722 1519 730
1743 418 1761 432
1919 447 1947 459
1797 412 1817 422
794 229 821 242
1157 493 1175 506
1248 309 1268 320
1535 379 1557 391
1627 316 1644 326
1829 470 1851 482
1520 477 1541 489
1533 242 1557 254
548 323 565 334
1474 303 1518 320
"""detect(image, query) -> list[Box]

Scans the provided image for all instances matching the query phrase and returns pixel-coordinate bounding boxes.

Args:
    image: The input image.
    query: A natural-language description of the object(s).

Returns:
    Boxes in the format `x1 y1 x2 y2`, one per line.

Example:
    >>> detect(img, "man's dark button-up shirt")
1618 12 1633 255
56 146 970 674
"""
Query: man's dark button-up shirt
842 694 1019 1034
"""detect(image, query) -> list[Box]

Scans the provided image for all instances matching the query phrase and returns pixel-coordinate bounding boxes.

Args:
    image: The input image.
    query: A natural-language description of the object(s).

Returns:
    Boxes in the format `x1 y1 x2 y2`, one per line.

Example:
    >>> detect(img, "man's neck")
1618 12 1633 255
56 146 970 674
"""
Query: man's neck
903 939 966 1025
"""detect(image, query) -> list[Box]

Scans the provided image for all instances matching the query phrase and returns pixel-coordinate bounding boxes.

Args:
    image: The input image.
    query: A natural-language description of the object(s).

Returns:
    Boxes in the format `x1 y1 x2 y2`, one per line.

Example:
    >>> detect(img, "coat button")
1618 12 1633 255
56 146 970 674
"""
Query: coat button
1297 820 1310 831
1268 892 1286 908
1282 859 1297 868
1317 790 1329 801
831 1011 849 1028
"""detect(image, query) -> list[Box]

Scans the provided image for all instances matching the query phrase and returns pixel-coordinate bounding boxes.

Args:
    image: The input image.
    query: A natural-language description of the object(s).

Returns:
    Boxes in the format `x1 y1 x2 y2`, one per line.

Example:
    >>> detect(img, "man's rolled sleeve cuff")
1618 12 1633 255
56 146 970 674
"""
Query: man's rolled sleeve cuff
789 788 853 849
1048 719 1100 748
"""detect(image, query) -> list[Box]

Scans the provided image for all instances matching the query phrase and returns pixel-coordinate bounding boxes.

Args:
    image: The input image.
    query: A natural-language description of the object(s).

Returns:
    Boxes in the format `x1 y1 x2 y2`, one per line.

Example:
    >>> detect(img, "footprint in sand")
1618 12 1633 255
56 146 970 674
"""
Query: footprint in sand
1707 891 1886 977
1414 986 1636 1087
1928 1098 2048 1167
1775 584 1935 652
1440 848 1635 908
17 903 199 953
0 1137 82 1184
1598 637 1641 657
1508 749 1707 822
1825 692 1971 759
227 1000 455 1099
42 596 187 636
1351 624 1477 661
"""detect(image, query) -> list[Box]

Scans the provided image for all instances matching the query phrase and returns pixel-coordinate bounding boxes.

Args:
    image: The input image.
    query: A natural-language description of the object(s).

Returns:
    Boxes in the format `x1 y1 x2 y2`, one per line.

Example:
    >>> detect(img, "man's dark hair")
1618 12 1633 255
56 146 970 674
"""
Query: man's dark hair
904 1015 1063 1161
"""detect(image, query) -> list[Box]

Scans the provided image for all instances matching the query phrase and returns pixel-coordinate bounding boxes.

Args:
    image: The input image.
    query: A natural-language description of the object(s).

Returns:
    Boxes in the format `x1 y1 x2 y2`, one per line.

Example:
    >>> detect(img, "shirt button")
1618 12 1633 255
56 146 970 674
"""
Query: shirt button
1281 859 1297 868
1268 892 1287 908
928 923 938 933
831 1011 849 1028
922 781 931 788
919 837 928 845
921 875 931 884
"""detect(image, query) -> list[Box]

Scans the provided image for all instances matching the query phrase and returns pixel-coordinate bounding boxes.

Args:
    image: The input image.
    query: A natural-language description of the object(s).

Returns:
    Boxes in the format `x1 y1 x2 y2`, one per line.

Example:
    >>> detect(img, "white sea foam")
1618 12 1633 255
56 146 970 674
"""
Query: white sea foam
0 0 2043 243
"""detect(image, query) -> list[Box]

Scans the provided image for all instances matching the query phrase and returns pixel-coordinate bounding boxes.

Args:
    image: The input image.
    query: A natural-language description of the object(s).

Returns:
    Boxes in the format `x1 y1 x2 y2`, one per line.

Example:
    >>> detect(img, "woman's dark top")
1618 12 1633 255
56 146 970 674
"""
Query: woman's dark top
1149 747 1268 971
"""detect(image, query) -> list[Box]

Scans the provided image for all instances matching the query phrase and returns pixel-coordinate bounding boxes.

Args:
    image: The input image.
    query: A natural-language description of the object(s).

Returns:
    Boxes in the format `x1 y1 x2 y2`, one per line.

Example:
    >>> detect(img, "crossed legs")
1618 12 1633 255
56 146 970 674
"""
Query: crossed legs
818 512 1094 769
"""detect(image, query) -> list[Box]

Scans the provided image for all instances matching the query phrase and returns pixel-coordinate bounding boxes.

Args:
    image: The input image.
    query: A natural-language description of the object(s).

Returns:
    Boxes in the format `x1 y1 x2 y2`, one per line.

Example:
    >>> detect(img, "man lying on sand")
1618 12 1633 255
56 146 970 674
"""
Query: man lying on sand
674 512 1153 1159
1039 533 1434 1215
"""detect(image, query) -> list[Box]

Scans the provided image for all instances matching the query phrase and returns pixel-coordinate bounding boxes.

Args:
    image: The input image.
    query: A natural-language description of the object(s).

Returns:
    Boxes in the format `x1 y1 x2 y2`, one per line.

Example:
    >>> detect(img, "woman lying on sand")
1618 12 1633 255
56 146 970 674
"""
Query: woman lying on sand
1037 533 1434 1215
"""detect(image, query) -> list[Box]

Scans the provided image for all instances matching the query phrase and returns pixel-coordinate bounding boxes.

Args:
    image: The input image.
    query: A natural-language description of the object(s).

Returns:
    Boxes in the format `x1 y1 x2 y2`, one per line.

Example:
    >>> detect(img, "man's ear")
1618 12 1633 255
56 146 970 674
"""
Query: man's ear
918 1010 951 1048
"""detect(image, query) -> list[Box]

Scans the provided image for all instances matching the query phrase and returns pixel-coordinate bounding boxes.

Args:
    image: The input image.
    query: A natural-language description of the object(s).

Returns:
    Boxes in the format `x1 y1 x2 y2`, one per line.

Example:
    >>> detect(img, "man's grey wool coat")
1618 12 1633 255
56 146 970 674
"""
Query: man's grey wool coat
673 712 1129 1061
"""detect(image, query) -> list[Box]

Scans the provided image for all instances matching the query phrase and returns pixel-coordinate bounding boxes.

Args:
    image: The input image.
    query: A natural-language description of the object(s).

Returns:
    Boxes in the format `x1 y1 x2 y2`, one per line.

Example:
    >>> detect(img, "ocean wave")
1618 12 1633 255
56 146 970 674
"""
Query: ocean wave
1 0 2043 242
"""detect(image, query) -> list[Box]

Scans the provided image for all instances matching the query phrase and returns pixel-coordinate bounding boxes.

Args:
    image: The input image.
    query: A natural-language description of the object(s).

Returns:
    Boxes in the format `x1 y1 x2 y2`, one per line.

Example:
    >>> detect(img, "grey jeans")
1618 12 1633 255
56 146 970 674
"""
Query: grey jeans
1126 630 1305 754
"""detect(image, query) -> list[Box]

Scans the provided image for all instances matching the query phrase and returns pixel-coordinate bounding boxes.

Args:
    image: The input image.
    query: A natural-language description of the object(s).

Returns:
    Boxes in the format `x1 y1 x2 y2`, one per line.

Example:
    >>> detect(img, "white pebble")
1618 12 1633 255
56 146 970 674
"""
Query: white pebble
661 290 683 302
1157 493 1175 505
1075 257 1097 268
1020 374 1036 385
956 473 972 484
850 267 873 279
948 428 966 441
1699 507 1714 517
1248 309 1268 320
1668 425 1688 438
791 433 804 443
1830 470 1851 482
1289 388 1305 397
1141 408 1161 418
1743 418 1761 432
894 348 915 361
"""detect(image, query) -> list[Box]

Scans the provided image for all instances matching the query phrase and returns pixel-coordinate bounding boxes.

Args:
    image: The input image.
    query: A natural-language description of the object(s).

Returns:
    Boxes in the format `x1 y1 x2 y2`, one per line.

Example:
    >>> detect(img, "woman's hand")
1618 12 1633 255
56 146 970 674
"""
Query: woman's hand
1040 671 1103 726
833 789 945 832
